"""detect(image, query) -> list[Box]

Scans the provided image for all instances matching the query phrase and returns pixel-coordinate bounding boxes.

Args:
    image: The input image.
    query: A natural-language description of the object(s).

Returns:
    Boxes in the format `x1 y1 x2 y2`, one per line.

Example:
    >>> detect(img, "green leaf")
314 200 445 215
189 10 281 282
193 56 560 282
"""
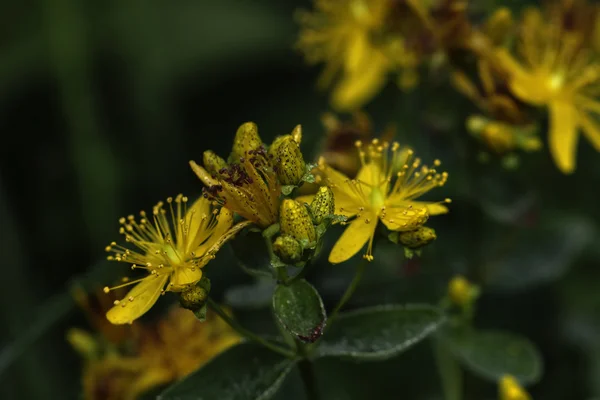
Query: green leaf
316 305 444 361
158 342 295 400
281 185 295 196
272 279 326 343
484 214 595 291
444 329 543 384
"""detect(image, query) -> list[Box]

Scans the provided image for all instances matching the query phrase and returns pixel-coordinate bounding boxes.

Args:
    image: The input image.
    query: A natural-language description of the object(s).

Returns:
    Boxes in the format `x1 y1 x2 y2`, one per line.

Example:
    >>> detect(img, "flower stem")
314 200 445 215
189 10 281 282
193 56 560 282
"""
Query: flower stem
328 258 367 324
433 337 463 400
296 340 321 400
207 298 295 358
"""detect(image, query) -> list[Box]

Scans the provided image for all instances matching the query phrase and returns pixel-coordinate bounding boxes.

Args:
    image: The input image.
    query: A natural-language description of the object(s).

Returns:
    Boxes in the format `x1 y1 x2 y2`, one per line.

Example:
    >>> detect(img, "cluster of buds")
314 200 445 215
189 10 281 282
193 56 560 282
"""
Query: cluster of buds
272 186 339 266
191 122 314 230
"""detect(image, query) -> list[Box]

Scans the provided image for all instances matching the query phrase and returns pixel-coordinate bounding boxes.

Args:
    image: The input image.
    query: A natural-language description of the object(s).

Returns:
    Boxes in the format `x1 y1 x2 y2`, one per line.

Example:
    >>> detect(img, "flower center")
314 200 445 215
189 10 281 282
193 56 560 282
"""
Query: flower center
369 186 386 211
164 245 186 267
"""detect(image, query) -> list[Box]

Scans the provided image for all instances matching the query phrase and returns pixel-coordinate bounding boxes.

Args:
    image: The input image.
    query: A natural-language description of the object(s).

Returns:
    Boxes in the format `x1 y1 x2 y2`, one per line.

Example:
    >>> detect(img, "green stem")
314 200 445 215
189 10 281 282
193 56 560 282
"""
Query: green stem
207 298 294 358
328 259 367 324
296 340 321 400
433 338 463 400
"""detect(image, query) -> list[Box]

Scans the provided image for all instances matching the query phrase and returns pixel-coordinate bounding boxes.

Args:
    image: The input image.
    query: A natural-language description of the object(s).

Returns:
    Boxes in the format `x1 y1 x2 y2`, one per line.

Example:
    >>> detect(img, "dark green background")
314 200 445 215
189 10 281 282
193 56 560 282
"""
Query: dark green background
1 0 599 399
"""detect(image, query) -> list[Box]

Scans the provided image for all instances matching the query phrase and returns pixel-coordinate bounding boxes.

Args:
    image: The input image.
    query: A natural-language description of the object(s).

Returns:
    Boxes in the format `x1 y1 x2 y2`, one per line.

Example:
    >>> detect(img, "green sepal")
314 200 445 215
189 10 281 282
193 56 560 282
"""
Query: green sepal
193 303 208 322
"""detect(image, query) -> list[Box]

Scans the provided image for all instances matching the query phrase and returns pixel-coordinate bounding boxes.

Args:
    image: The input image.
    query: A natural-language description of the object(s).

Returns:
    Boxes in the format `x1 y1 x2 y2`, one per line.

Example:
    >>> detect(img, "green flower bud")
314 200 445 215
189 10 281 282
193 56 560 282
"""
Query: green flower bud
273 235 303 264
310 186 335 224
232 122 263 159
202 150 228 176
270 134 306 185
179 284 209 311
398 226 437 249
448 275 476 307
280 199 316 243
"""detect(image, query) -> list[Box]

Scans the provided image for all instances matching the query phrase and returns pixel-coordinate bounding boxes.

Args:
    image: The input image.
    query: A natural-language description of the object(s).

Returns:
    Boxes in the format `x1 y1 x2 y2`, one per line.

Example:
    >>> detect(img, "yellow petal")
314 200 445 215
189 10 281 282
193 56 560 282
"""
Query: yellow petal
190 207 234 255
169 267 203 292
578 111 600 152
320 164 364 216
356 162 382 188
329 213 377 264
345 32 368 73
408 201 449 216
189 161 218 186
332 52 389 111
495 50 545 105
380 206 429 232
199 220 254 266
549 101 579 174
106 274 169 325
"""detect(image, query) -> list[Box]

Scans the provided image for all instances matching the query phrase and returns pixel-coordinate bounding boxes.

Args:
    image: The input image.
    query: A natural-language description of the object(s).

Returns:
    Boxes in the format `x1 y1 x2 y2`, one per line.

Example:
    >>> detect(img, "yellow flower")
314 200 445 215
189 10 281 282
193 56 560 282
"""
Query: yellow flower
103 194 249 324
297 0 414 110
70 306 241 400
300 139 450 264
190 122 282 228
496 6 600 173
499 375 531 400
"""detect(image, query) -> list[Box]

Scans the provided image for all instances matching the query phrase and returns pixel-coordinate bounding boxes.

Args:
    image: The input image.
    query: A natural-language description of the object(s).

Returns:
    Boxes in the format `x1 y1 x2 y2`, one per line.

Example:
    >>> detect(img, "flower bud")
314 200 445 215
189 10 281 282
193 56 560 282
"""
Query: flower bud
398 226 437 249
273 235 303 264
232 122 263 159
499 375 531 400
270 135 306 185
448 275 479 308
310 186 335 224
280 199 316 243
203 150 228 177
291 124 302 144
179 284 209 312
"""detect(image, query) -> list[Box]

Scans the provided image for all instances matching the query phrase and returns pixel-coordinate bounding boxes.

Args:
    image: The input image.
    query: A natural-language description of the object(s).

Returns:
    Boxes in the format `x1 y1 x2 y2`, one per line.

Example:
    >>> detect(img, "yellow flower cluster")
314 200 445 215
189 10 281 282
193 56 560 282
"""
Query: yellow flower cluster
299 0 600 173
103 122 314 324
68 304 240 400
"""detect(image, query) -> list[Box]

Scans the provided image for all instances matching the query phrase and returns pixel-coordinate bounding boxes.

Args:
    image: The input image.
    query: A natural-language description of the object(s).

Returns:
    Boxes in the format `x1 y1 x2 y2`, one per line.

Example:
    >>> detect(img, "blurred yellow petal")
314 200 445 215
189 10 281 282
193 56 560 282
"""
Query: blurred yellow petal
549 101 579 174
356 162 382 187
106 275 169 325
329 213 377 264
332 52 389 111
345 32 368 73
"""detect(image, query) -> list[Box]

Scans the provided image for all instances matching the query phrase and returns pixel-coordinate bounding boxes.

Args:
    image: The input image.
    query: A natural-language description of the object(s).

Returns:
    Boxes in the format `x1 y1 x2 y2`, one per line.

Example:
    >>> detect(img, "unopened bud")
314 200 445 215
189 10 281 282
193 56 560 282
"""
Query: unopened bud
280 199 316 243
203 150 228 176
179 284 209 311
310 186 335 224
291 124 302 144
467 116 515 154
499 375 531 400
448 275 479 308
399 226 437 249
482 123 515 154
273 235 303 264
232 122 263 159
270 135 306 185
